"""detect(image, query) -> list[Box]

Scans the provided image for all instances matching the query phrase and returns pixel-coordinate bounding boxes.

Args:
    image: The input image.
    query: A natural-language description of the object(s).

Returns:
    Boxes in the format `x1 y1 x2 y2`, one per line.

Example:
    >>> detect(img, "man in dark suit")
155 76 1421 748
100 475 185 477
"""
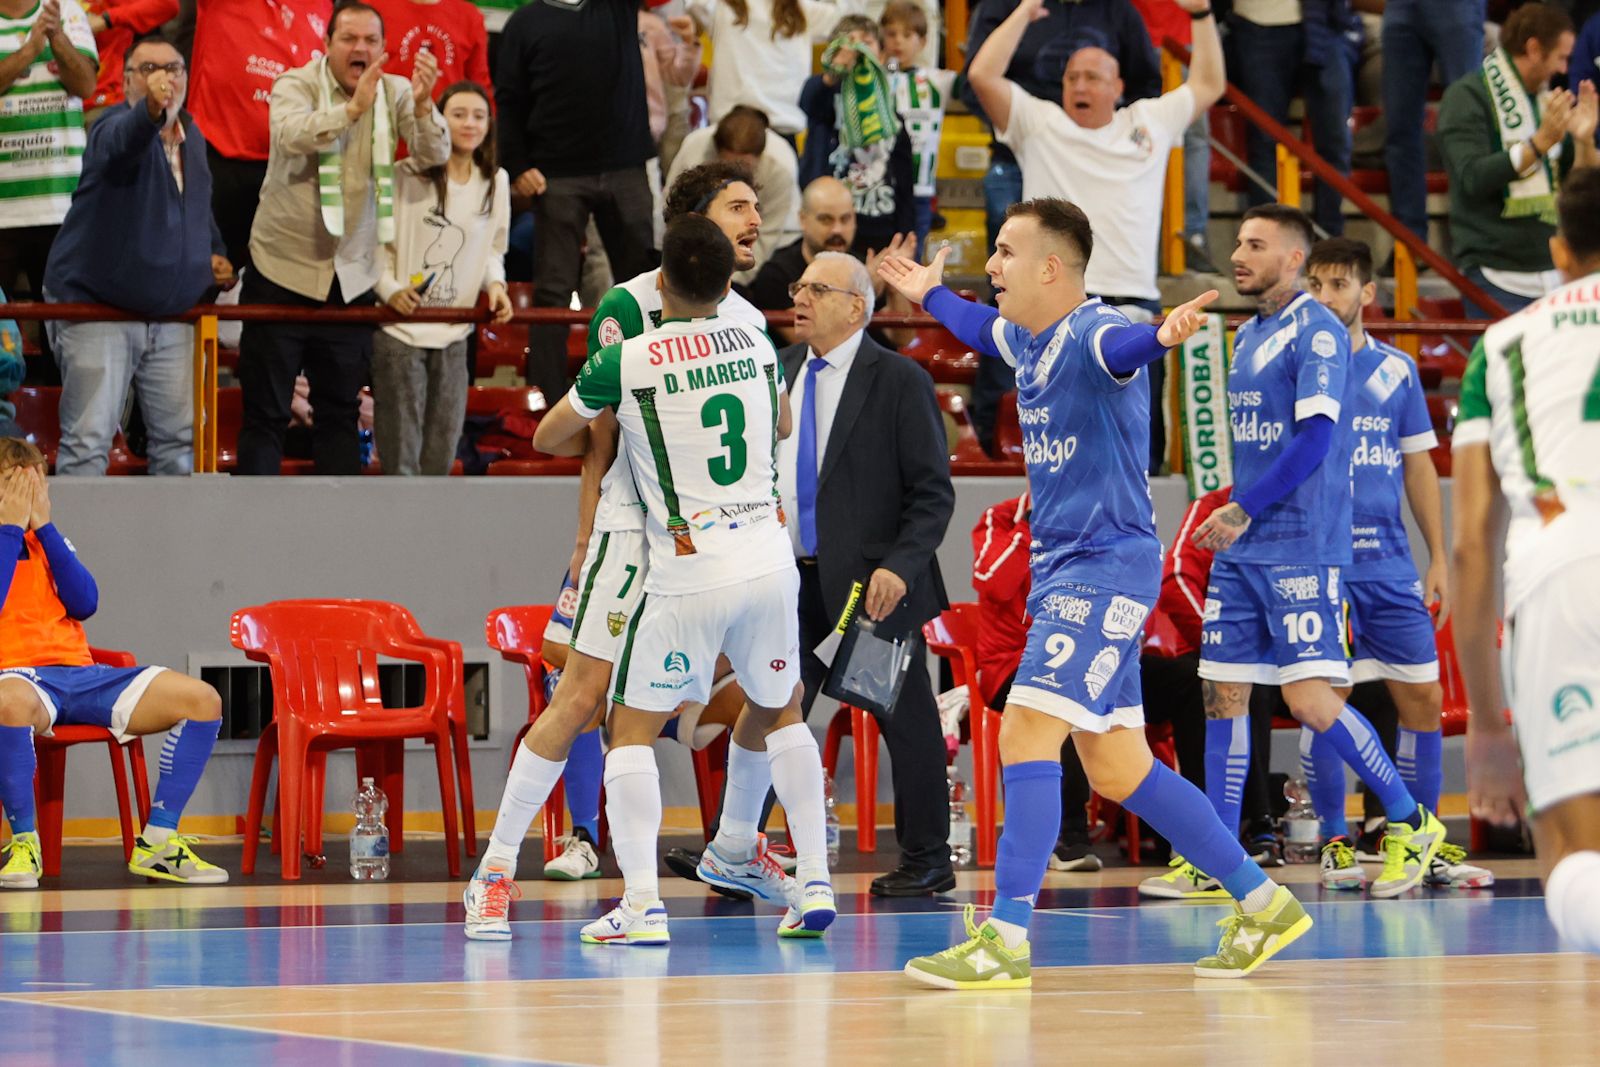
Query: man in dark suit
778 250 957 895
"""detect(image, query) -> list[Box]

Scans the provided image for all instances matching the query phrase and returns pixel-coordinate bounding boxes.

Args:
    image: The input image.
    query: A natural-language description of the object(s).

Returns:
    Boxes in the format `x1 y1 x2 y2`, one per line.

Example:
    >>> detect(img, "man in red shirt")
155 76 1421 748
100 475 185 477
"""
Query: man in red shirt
187 0 332 273
368 0 490 101
82 0 179 119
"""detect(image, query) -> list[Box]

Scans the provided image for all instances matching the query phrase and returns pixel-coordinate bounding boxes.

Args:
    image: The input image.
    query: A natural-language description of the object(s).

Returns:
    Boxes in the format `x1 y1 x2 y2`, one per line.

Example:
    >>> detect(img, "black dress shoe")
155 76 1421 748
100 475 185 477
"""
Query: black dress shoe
663 846 754 901
870 863 958 897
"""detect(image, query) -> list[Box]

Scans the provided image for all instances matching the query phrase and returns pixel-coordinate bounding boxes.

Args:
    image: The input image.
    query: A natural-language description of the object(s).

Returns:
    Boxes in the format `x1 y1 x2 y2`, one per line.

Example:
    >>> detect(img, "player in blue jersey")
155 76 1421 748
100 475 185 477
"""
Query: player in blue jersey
1178 206 1448 904
880 198 1313 988
1304 237 1493 891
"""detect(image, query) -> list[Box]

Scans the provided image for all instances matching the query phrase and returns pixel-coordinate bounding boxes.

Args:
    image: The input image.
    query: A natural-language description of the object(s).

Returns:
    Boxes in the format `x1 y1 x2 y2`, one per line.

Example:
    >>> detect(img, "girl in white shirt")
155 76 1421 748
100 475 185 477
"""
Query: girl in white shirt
377 81 514 476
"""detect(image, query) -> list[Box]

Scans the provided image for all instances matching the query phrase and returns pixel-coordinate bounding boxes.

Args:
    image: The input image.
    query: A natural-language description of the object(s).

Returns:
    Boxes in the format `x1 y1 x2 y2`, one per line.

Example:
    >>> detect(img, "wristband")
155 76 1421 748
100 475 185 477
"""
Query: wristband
1189 7 1214 17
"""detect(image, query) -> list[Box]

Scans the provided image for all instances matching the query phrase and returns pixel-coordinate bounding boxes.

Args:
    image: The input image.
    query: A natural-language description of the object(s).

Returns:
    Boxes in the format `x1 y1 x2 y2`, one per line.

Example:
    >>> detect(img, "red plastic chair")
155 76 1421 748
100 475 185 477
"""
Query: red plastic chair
231 601 462 880
485 605 570 864
821 704 880 854
923 604 1002 867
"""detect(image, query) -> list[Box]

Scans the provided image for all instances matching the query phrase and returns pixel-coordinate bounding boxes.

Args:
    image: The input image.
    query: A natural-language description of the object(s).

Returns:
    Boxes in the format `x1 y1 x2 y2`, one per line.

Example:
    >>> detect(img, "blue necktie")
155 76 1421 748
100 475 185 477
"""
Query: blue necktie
797 357 826 556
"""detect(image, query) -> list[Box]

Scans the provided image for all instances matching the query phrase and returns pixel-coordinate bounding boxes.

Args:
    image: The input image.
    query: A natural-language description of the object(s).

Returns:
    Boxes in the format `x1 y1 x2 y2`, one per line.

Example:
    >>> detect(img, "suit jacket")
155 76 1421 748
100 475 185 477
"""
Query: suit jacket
781 335 955 638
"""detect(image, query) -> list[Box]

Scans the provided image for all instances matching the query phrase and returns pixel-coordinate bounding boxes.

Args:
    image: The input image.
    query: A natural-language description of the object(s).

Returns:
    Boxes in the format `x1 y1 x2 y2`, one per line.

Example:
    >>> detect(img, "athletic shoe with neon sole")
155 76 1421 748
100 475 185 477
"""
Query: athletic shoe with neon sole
580 899 670 945
0 832 41 889
1138 856 1228 899
1320 836 1367 890
1424 843 1495 889
1371 806 1446 898
903 904 1031 990
1193 885 1314 979
463 863 521 941
697 833 794 904
128 834 228 884
544 834 601 881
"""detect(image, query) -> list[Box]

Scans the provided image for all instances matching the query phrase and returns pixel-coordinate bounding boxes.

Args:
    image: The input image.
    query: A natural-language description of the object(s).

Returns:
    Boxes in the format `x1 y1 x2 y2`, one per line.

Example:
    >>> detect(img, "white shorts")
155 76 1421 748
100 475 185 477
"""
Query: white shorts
569 527 648 661
613 567 801 713
1507 557 1600 814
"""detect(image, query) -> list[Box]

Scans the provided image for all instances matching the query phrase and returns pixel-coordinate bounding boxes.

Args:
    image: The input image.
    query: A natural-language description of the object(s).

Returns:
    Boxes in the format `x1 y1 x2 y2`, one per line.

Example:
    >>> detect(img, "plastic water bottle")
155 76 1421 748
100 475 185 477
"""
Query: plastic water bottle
1282 778 1319 864
823 772 842 867
948 766 974 868
350 777 390 880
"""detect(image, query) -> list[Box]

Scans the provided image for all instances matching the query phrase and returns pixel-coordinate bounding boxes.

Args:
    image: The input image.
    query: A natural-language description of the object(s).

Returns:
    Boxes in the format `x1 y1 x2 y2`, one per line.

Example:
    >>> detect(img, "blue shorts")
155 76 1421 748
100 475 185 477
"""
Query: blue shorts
1346 577 1440 684
1007 572 1153 733
1198 558 1351 686
0 664 165 743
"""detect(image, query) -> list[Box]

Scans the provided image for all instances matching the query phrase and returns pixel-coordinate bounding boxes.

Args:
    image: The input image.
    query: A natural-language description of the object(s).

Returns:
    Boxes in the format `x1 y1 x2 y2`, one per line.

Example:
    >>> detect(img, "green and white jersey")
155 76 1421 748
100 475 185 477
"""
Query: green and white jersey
572 315 791 596
890 66 956 198
1454 272 1600 612
0 0 96 229
586 270 769 533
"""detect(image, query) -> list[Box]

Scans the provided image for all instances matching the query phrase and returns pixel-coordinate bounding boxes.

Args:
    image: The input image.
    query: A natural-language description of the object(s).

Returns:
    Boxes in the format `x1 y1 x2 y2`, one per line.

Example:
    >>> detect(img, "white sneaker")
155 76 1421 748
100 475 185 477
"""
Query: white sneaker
544 834 600 881
1320 836 1367 891
463 863 520 941
580 899 670 945
777 876 836 938
1424 843 1495 889
697 833 794 904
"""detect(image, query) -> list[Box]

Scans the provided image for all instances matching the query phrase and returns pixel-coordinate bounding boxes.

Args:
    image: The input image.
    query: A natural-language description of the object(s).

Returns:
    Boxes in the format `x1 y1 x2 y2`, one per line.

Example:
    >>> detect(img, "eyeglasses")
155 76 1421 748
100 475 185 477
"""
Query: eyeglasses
126 62 187 77
786 281 859 301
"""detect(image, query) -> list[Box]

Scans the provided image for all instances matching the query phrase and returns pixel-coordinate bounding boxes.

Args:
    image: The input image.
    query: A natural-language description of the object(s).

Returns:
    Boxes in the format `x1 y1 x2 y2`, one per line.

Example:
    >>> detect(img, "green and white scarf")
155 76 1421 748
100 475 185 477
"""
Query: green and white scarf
318 56 395 242
1481 46 1558 225
822 36 900 150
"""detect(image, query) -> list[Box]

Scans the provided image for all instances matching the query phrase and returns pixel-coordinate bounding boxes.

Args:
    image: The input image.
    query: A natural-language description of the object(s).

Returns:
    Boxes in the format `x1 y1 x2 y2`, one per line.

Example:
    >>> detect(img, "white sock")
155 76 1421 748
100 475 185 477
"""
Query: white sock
765 723 828 880
141 825 172 846
485 743 567 876
1546 850 1600 954
987 916 1028 949
1241 879 1280 914
711 741 770 860
604 745 662 908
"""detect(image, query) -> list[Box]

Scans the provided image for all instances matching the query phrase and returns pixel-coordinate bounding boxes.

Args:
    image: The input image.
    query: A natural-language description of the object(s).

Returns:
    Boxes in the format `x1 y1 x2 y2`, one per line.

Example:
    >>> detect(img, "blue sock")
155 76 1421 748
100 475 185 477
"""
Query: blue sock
991 760 1063 933
0 725 36 836
1122 760 1268 902
1203 717 1250 839
564 728 603 841
1300 726 1349 840
148 718 221 831
1318 707 1420 826
1397 727 1442 813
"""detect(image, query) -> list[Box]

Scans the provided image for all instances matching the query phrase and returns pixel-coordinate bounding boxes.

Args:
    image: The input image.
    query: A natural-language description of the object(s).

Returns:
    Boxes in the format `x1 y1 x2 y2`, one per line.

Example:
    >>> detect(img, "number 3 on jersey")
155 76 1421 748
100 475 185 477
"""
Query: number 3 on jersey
702 394 747 485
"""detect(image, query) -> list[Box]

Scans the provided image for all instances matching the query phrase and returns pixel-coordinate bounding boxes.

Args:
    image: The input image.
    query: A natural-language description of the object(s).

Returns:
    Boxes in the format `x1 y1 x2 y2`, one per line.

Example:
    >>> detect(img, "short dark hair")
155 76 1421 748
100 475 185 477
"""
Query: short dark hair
1502 3 1573 57
879 0 928 39
1558 167 1600 261
330 0 384 39
830 14 883 47
1243 203 1315 253
123 33 176 68
664 160 756 224
661 214 736 307
1306 237 1374 285
1004 197 1093 268
713 106 769 158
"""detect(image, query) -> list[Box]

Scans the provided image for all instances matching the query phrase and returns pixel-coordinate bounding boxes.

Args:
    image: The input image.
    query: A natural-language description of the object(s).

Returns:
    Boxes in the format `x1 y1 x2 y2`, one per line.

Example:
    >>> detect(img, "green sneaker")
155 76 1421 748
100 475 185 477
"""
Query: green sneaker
1194 885 1313 979
903 904 1032 990
1371 806 1446 898
1 832 42 889
1137 855 1228 900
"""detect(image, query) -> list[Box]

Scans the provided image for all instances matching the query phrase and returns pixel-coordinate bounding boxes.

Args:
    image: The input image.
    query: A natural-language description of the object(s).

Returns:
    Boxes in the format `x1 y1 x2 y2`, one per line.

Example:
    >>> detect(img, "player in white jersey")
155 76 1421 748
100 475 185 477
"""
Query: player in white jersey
1454 167 1600 957
461 163 775 939
534 214 836 945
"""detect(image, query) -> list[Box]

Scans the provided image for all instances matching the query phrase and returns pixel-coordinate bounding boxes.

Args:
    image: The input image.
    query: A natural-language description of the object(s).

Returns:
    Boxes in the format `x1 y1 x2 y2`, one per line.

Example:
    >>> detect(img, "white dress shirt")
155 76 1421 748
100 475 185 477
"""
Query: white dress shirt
777 329 864 556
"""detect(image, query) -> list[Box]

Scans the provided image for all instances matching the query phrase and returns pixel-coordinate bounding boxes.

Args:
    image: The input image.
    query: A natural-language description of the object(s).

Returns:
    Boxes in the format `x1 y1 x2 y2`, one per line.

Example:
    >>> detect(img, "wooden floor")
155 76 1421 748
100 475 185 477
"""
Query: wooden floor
3 859 1597 1066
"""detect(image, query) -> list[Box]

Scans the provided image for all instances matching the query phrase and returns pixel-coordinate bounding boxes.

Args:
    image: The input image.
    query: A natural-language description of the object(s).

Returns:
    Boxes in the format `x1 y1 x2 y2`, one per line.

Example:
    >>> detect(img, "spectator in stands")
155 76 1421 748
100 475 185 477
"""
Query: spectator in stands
237 1 446 475
0 291 22 440
0 1 97 313
495 0 655 411
188 0 331 276
1439 3 1597 316
798 15 917 257
638 0 701 247
967 0 1223 476
881 0 956 259
687 0 850 144
368 0 490 99
375 81 512 475
1228 0 1353 236
669 106 801 283
1571 10 1600 140
82 0 178 123
43 35 231 477
1380 0 1483 248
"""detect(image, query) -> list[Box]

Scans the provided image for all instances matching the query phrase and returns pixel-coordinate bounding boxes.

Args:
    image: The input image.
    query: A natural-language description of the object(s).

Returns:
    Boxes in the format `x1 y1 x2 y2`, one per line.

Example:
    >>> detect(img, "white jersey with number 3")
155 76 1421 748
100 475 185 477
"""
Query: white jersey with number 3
570 315 793 596
1454 272 1600 612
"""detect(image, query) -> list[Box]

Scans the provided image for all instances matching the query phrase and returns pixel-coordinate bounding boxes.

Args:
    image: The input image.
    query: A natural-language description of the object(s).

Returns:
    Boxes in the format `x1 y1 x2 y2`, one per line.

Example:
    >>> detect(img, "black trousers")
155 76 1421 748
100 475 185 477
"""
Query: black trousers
526 167 656 405
798 561 951 871
206 147 268 276
236 271 374 476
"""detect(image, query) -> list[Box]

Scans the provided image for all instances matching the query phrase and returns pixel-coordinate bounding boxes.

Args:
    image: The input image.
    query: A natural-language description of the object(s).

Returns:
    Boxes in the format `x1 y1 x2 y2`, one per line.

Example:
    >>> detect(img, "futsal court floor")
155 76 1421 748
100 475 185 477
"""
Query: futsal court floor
3 845 1598 1067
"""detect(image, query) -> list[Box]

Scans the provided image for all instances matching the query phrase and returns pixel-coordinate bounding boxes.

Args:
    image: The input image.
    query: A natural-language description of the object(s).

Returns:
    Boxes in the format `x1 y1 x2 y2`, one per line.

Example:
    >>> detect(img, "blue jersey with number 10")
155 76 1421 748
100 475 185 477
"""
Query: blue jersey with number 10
987 299 1163 596
1226 292 1354 566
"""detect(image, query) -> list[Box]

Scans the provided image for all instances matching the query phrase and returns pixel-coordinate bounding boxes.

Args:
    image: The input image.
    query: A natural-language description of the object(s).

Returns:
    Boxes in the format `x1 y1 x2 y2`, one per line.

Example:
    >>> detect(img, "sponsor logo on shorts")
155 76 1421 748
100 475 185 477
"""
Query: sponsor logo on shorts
1202 598 1222 622
663 651 691 674
607 612 627 637
1027 673 1064 690
1083 647 1120 700
770 659 787 671
1328 567 1340 603
1273 575 1321 603
597 318 625 346
1100 596 1148 641
1554 685 1594 722
1040 594 1093 627
1202 630 1222 645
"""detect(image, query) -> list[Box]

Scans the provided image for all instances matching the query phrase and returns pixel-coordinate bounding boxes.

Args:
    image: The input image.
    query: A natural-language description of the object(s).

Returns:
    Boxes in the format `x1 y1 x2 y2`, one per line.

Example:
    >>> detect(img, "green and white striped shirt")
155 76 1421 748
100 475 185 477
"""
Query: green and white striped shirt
0 0 97 229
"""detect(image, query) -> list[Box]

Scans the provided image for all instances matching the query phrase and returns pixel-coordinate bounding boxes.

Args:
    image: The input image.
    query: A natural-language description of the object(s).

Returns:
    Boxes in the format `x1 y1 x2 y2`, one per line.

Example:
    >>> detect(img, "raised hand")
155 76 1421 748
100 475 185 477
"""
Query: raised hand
1534 88 1575 155
145 68 175 120
876 244 951 305
1570 80 1598 144
347 51 389 121
0 468 30 529
1155 288 1221 348
410 47 439 114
